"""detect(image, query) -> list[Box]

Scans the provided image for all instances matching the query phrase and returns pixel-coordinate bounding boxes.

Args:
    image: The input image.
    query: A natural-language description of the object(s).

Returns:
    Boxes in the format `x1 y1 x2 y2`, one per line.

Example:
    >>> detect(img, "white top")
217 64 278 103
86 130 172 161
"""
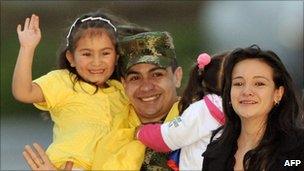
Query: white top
161 94 223 170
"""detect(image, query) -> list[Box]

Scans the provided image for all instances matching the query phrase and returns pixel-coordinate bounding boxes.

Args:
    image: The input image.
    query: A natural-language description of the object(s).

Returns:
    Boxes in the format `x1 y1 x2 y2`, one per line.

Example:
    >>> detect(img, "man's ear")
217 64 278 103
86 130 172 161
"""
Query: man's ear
173 67 183 88
66 50 75 67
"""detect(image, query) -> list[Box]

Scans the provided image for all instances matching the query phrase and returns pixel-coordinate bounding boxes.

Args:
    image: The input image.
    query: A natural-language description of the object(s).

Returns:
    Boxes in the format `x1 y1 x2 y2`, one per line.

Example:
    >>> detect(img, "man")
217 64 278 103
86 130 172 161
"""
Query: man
120 31 182 124
23 31 183 170
92 31 183 170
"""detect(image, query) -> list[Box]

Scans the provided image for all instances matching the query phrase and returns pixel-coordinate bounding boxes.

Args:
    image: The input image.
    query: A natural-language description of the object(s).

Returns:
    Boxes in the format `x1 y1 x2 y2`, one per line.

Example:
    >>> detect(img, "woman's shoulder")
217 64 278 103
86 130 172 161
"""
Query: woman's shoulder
202 127 235 170
284 129 304 146
273 129 304 169
279 129 304 157
203 127 226 155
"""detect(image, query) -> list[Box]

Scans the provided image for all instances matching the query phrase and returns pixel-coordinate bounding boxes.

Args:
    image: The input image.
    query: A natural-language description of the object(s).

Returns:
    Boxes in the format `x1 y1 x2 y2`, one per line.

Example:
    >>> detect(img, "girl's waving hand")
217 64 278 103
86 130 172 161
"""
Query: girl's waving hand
17 14 41 49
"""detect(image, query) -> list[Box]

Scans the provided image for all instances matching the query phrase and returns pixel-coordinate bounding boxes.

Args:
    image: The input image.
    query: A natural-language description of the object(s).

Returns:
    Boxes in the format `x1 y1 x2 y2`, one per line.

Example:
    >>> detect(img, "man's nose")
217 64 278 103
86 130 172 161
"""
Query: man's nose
139 79 155 92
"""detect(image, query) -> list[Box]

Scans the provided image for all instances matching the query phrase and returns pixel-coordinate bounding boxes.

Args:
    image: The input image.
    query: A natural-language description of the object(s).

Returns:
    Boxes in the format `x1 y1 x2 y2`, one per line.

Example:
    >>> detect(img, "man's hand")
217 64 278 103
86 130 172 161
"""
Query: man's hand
17 14 41 49
22 143 74 171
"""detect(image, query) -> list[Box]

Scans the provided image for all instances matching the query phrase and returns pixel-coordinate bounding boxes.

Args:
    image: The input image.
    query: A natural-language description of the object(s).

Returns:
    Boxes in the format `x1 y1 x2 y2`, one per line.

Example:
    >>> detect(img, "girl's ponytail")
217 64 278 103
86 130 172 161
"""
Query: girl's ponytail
178 52 230 114
178 53 211 114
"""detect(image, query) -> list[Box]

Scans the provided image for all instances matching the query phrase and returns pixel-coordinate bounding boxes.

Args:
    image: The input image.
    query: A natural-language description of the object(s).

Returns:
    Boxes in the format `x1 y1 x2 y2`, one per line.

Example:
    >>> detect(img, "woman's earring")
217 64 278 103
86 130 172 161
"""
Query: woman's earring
274 99 280 106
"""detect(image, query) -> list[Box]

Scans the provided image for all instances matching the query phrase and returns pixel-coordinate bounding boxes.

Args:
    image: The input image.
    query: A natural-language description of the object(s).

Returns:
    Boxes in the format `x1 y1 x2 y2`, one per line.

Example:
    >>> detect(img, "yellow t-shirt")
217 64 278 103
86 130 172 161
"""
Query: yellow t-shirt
91 101 179 170
33 69 129 170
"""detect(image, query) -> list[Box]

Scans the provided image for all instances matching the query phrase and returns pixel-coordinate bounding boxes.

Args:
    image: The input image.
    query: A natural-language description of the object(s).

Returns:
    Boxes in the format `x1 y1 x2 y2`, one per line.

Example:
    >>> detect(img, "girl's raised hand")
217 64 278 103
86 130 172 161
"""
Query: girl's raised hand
17 14 41 49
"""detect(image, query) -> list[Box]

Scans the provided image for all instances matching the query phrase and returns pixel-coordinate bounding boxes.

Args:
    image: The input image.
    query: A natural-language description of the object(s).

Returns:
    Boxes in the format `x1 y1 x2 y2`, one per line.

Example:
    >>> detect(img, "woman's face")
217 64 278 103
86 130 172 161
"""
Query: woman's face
230 59 284 121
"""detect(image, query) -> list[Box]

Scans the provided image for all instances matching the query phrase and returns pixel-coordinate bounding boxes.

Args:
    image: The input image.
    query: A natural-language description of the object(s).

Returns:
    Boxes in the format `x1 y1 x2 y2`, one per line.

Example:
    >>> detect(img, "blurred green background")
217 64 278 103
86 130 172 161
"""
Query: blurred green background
1 1 303 170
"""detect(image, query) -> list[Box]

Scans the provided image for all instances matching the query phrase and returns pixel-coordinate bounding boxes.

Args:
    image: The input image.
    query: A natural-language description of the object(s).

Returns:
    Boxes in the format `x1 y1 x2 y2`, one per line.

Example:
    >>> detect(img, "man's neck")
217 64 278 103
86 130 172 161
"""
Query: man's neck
140 113 167 124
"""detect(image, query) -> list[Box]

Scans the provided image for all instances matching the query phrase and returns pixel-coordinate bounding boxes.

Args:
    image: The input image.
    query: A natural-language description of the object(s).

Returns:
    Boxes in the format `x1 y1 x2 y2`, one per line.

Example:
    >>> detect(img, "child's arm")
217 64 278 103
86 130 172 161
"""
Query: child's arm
136 124 171 152
12 14 44 103
137 100 220 151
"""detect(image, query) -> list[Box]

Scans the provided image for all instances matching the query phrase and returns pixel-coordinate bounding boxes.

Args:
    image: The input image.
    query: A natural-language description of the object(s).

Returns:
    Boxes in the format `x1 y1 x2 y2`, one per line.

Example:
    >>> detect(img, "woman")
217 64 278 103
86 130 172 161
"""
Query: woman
202 45 304 170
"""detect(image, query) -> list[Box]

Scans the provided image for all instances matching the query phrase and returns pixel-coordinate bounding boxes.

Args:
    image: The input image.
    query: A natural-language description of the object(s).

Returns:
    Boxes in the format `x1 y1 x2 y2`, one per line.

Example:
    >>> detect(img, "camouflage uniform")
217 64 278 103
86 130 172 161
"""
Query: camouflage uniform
141 147 171 171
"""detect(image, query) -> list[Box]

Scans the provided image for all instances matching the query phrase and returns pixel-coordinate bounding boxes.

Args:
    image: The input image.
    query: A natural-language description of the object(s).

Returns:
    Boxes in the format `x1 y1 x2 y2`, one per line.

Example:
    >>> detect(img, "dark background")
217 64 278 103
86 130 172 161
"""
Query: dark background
1 1 303 170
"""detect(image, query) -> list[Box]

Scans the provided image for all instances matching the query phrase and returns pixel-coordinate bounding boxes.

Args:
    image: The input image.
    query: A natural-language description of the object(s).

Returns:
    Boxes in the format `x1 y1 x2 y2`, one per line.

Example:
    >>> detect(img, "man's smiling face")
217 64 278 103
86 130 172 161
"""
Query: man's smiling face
122 63 182 123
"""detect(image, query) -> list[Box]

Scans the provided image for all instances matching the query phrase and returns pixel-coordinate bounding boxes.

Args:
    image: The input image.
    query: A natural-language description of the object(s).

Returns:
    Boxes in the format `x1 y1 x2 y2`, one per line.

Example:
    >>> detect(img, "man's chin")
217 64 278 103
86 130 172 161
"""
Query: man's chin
137 108 161 118
140 109 158 116
139 113 165 123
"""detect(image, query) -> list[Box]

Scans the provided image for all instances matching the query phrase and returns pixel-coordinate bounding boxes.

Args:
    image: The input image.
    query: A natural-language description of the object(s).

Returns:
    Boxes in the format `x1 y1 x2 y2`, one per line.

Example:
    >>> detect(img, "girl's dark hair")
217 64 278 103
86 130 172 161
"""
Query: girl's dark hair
57 10 150 92
214 44 304 170
178 51 230 113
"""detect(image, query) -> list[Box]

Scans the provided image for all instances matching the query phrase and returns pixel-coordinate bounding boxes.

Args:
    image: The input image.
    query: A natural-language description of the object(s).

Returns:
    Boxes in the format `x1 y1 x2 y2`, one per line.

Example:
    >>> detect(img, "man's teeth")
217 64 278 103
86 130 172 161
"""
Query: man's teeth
241 101 257 104
141 95 160 102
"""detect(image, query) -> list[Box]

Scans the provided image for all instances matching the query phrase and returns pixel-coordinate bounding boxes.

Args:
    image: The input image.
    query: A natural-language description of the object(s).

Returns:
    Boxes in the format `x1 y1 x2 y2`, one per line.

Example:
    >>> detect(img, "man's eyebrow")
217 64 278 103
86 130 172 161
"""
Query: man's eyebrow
149 66 167 73
125 66 166 76
125 70 139 76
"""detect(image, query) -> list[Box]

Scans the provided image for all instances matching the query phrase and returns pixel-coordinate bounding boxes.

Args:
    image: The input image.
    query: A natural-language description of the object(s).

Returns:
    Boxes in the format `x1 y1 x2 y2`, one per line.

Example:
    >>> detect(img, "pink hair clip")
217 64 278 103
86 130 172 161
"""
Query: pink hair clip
197 53 211 69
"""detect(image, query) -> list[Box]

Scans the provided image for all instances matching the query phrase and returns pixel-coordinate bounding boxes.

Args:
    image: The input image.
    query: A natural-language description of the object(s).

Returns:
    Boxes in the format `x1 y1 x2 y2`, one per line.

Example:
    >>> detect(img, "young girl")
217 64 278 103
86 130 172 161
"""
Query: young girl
12 11 130 170
136 52 230 170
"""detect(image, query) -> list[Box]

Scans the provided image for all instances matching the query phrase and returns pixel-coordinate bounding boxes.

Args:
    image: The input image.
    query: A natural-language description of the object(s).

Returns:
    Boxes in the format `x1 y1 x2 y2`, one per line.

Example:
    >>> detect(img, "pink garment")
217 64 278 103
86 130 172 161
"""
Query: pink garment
203 96 225 125
137 124 171 152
